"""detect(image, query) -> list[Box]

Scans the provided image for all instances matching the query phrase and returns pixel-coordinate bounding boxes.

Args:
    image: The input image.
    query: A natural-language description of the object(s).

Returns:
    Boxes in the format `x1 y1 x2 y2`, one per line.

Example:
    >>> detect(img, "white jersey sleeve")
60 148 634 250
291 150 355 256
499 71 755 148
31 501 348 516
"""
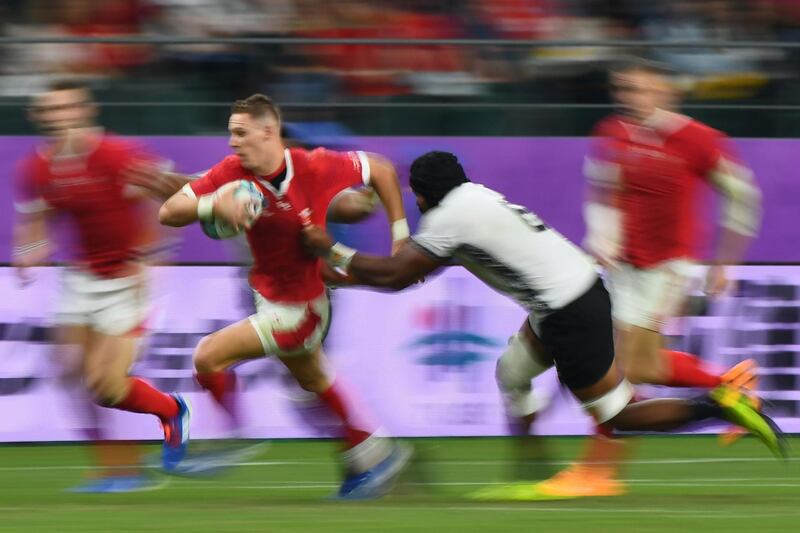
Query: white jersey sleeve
410 207 462 260
409 183 598 317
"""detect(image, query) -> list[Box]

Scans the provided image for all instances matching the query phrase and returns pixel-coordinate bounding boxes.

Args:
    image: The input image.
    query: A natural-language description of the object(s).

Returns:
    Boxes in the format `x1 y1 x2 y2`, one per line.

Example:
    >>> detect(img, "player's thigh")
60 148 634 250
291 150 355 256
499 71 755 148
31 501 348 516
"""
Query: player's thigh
519 318 555 368
53 324 93 379
537 278 616 392
541 283 634 424
249 292 331 358
193 318 267 372
611 260 695 332
55 324 92 347
83 330 141 397
615 323 665 380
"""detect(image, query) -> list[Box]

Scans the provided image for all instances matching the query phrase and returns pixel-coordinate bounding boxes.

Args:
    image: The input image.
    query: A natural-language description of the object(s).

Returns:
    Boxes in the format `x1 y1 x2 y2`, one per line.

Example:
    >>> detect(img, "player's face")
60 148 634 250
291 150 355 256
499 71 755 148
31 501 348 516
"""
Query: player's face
611 70 674 121
414 193 430 213
228 113 272 170
30 88 95 137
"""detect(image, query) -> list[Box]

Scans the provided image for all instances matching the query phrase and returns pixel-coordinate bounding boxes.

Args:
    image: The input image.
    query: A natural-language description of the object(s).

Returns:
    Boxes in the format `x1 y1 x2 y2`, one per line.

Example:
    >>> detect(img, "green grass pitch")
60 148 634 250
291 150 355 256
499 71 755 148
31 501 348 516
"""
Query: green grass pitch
0 436 797 532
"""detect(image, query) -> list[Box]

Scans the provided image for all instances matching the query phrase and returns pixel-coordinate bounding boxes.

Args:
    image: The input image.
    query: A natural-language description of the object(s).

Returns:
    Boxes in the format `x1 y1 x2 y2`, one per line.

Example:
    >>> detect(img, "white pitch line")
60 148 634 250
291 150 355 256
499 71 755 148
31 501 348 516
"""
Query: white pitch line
0 504 789 520
427 506 797 519
0 456 793 472
221 479 800 490
629 482 800 487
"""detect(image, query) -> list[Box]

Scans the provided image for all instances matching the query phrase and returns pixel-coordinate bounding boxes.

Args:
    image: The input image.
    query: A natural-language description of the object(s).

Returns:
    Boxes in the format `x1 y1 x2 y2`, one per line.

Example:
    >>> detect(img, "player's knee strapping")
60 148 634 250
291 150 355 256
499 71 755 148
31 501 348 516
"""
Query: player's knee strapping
496 333 551 417
582 379 635 423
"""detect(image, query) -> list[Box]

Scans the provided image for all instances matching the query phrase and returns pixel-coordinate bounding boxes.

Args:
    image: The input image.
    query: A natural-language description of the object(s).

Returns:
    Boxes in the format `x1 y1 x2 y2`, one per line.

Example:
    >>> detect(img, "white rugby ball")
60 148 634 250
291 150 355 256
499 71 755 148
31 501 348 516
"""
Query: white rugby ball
201 180 264 240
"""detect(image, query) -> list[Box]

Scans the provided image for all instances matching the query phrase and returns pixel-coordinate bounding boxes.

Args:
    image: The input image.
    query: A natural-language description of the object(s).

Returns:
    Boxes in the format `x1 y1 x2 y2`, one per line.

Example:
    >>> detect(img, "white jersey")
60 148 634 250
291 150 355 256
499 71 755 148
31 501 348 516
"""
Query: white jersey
411 183 598 319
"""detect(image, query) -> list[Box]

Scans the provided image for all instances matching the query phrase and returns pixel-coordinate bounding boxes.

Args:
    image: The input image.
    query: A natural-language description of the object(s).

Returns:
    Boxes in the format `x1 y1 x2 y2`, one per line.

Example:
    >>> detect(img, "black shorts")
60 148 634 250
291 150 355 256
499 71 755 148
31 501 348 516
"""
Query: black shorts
537 278 615 390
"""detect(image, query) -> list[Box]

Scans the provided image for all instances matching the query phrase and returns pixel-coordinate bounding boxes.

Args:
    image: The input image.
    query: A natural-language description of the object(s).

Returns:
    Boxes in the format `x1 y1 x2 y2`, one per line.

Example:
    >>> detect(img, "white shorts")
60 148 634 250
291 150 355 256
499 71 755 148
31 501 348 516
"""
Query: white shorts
55 269 150 337
607 259 696 331
249 291 331 357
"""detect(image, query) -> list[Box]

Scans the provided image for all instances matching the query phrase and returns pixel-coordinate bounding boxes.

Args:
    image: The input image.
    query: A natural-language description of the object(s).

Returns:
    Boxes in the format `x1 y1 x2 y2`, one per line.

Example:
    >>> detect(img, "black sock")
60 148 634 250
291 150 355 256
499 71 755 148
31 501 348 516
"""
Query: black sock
689 395 725 422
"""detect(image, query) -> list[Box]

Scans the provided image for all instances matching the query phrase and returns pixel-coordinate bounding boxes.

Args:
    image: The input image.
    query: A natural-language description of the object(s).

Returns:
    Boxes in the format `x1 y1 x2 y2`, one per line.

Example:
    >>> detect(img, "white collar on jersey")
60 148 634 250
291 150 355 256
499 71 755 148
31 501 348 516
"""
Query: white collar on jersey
255 148 295 197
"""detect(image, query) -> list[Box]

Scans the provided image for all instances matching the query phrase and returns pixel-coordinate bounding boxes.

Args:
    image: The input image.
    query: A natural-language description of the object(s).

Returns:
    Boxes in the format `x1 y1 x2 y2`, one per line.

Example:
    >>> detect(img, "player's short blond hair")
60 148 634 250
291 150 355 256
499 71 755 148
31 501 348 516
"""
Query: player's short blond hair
231 94 281 124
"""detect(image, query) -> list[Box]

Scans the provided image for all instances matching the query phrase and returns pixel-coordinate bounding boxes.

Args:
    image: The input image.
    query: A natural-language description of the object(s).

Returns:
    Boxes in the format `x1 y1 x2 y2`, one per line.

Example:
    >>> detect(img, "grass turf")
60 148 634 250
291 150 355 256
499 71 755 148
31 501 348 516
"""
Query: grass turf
0 436 797 532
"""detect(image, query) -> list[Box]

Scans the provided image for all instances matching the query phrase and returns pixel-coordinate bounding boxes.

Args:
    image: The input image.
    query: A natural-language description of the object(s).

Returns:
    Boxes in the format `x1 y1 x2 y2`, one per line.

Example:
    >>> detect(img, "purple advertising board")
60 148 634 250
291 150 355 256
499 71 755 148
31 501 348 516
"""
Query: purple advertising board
1 136 799 263
1 135 798 442
1 264 799 442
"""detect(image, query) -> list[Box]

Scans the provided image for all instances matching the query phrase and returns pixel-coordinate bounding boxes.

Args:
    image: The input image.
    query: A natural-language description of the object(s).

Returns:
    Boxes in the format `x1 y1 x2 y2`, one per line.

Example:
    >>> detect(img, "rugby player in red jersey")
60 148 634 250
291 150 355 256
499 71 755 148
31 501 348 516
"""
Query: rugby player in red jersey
536 59 763 496
12 80 190 492
158 94 412 498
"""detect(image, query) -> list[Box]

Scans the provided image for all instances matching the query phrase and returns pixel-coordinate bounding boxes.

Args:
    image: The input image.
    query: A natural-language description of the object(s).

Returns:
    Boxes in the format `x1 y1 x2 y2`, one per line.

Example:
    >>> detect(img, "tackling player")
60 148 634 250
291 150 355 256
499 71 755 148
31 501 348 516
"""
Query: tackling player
302 150 785 499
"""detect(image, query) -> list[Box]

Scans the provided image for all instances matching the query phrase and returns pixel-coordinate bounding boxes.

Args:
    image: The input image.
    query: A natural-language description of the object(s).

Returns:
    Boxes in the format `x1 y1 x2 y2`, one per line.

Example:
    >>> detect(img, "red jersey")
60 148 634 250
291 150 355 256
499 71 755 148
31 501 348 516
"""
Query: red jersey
14 133 155 277
587 111 739 268
189 147 370 303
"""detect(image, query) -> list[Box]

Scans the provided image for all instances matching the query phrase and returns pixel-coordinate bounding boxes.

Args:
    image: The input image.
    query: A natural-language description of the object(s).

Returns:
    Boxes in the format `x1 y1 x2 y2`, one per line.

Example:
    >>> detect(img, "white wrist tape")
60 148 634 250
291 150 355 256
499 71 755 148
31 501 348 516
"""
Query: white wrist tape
197 194 215 221
583 202 621 258
13 239 48 257
391 218 410 241
711 167 762 237
328 242 357 270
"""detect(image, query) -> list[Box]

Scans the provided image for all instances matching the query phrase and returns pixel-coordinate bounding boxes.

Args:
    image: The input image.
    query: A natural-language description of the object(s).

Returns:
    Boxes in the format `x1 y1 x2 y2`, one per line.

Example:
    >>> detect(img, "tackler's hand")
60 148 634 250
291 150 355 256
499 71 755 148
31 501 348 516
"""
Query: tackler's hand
320 262 356 288
301 224 335 257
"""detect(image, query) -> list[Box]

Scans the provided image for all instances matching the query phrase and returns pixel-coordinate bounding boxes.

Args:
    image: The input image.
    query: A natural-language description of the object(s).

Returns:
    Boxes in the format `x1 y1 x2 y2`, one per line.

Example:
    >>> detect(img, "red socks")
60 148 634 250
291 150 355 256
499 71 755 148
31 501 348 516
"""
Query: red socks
113 378 178 422
196 371 238 422
663 350 722 388
319 380 374 448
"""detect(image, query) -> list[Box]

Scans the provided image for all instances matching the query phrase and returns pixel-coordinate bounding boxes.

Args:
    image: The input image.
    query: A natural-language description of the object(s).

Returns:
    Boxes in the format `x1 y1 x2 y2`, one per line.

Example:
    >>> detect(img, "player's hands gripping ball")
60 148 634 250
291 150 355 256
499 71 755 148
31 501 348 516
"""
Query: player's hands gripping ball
202 180 264 239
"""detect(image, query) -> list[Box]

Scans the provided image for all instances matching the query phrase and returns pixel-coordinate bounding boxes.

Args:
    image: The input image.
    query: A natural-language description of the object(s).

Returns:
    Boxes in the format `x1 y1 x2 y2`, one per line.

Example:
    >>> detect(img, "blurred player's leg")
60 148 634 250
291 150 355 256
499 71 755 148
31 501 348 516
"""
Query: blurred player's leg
618 326 723 388
83 330 188 472
495 320 627 497
484 281 781 501
495 324 556 481
55 325 166 492
279 348 411 499
193 318 267 427
541 263 756 495
192 315 410 494
481 364 784 501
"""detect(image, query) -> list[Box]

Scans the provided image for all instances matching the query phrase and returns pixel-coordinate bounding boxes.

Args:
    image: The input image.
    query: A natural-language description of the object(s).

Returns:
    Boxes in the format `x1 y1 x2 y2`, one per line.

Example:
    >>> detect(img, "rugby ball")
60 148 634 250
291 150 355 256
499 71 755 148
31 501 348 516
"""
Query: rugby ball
201 180 264 239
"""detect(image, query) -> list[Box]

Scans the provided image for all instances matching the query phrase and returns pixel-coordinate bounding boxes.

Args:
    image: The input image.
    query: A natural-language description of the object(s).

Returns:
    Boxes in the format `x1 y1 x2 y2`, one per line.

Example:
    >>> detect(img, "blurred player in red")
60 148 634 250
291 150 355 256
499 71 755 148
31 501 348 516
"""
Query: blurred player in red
534 59 763 497
158 94 412 499
12 80 190 492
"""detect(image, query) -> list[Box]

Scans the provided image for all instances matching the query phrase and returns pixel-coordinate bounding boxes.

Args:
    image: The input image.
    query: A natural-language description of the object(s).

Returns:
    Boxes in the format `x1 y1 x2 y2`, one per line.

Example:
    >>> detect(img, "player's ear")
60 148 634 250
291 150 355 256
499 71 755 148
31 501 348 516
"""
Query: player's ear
263 122 276 141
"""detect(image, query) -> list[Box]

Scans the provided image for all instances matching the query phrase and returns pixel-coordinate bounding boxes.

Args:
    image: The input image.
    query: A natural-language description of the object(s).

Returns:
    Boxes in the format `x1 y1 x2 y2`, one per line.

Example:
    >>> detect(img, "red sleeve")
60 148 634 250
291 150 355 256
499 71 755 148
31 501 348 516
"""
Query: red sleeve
103 137 158 177
308 148 370 212
584 119 622 189
13 156 48 214
187 156 240 197
689 125 739 180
